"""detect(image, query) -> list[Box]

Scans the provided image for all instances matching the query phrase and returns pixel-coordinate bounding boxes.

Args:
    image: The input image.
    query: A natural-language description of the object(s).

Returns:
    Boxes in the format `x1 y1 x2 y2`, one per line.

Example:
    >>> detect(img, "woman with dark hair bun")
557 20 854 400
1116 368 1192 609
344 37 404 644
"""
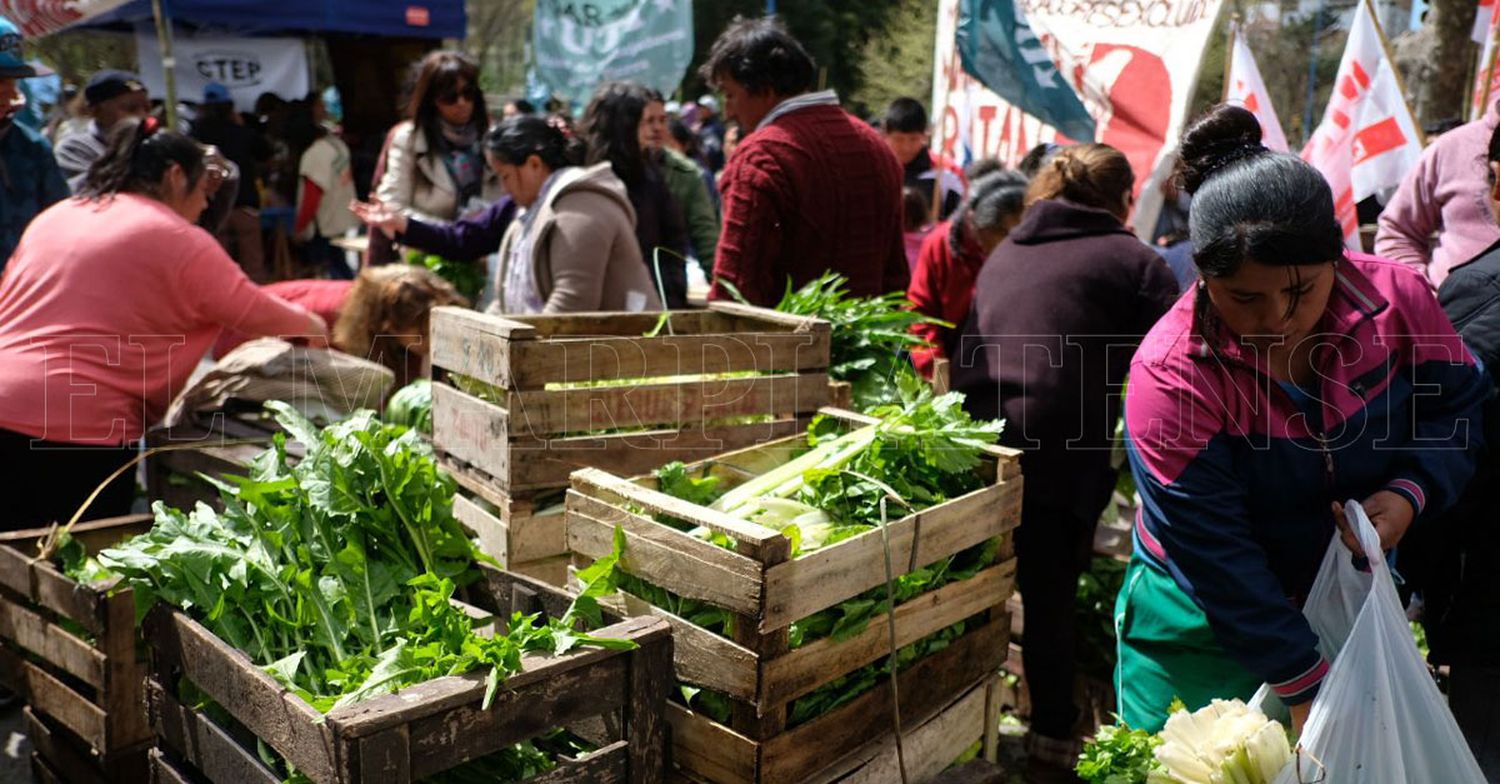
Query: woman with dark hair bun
1115 104 1489 734
580 81 690 308
0 117 326 528
949 142 1179 776
353 115 658 314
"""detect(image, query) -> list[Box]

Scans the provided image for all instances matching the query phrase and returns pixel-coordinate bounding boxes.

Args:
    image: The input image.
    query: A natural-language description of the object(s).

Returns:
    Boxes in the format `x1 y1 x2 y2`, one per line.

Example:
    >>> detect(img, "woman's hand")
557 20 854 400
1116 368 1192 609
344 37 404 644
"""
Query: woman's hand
1330 490 1416 554
1289 700 1311 735
350 199 408 239
305 312 331 348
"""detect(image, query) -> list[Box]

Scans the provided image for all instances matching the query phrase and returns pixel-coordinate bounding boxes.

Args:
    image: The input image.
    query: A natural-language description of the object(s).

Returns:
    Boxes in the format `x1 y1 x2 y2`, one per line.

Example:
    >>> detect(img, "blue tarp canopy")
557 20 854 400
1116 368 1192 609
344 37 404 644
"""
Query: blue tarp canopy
85 0 465 38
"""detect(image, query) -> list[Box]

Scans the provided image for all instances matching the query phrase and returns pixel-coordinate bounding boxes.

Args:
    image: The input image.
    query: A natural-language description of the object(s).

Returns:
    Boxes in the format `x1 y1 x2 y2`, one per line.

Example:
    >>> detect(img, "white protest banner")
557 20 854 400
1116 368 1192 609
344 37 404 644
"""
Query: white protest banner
134 27 309 113
1302 0 1423 246
931 0 1225 238
1225 23 1289 152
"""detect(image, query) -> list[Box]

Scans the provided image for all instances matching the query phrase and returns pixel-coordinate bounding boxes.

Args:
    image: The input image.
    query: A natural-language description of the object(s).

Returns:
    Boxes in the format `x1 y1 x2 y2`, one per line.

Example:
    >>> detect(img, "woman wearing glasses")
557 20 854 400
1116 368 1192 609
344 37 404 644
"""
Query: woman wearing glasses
0 117 328 529
375 52 501 236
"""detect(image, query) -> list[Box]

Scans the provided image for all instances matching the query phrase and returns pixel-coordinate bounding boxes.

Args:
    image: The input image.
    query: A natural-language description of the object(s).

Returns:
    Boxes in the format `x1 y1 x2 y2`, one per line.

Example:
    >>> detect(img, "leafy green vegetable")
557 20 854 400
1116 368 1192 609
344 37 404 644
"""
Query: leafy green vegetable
384 378 433 434
408 251 484 302
91 402 630 720
725 272 947 410
1077 721 1164 784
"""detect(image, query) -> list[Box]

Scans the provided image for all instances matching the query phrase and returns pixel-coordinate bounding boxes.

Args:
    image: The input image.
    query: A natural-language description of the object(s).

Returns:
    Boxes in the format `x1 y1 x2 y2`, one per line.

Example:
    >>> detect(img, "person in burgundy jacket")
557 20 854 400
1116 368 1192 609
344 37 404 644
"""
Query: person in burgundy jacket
908 170 1028 379
950 143 1178 775
698 17 908 306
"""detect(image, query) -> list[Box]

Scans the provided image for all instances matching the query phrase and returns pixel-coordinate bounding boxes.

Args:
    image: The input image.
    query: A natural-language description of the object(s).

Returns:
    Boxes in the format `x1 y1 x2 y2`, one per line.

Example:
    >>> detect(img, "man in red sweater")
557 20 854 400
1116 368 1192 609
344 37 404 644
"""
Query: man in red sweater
700 18 909 306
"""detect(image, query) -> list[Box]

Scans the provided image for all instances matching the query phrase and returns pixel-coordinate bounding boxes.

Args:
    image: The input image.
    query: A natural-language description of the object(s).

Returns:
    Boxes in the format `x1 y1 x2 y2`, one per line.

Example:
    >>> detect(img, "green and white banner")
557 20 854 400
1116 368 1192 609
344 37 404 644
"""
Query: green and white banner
532 0 694 108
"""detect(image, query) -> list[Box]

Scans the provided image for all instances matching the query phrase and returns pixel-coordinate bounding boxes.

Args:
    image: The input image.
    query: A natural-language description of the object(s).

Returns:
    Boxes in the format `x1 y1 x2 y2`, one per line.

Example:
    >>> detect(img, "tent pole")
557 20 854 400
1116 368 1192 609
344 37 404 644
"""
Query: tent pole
151 0 179 130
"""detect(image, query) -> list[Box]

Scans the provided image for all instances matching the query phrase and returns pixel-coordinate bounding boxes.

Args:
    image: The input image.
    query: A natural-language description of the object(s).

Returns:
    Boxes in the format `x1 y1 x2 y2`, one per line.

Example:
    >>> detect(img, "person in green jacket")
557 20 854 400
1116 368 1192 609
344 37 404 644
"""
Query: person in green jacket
643 90 720 279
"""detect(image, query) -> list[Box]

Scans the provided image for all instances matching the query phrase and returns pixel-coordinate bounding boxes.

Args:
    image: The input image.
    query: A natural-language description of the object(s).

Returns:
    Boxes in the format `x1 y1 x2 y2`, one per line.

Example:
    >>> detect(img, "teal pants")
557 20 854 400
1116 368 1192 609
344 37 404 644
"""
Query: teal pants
1114 556 1262 732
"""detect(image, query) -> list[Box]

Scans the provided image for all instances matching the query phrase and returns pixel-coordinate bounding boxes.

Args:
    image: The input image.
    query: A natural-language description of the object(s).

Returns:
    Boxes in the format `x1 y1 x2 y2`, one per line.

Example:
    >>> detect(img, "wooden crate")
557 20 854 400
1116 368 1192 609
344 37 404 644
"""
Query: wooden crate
0 514 154 778
144 567 675 784
440 453 573 586
145 414 290 510
24 706 151 784
429 303 833 496
566 407 1023 783
671 674 1005 784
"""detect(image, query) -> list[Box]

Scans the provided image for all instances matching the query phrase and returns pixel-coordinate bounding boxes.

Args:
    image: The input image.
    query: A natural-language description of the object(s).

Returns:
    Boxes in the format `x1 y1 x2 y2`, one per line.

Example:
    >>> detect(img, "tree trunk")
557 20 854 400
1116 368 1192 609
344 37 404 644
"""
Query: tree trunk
1427 0 1479 123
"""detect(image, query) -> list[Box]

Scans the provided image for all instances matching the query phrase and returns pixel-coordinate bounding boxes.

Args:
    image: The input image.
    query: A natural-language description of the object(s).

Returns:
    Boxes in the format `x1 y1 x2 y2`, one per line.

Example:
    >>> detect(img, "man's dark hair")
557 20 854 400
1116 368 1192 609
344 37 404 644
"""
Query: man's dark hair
884 98 927 134
698 17 816 97
512 99 536 115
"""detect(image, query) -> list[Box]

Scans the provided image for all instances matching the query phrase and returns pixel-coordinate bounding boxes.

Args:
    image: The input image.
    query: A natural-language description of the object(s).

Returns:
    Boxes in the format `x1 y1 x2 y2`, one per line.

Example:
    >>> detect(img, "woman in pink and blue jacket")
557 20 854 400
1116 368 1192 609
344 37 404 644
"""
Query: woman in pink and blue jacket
1116 106 1489 734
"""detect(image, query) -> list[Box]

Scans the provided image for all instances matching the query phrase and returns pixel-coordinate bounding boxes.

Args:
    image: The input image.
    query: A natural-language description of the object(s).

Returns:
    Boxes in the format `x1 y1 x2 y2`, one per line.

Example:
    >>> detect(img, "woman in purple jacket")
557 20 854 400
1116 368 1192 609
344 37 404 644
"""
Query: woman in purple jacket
1117 106 1488 734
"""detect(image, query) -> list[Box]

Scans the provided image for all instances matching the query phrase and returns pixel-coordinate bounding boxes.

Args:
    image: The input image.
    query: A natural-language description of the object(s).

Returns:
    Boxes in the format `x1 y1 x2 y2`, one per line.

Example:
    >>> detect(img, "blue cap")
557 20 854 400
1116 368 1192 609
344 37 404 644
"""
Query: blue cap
0 17 51 79
202 82 232 105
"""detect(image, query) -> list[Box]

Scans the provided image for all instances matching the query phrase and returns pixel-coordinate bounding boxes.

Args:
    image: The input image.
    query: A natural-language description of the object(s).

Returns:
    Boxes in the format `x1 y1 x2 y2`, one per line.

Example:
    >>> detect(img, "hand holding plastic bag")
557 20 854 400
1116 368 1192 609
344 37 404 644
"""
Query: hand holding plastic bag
1259 500 1484 783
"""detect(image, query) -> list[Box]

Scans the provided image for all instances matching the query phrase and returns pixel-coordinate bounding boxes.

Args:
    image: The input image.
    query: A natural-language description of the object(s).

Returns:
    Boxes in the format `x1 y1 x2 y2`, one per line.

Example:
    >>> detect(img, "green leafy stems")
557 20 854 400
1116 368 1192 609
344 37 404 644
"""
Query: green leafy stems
85 402 630 717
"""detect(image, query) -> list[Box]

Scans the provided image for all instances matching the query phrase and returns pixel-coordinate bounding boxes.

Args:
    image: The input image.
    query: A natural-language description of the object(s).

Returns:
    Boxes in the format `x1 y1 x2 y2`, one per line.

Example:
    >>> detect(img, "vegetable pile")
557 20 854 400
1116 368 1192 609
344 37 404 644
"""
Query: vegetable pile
1078 700 1293 784
760 272 945 411
408 250 485 302
384 378 433 434
61 402 631 784
599 385 1006 725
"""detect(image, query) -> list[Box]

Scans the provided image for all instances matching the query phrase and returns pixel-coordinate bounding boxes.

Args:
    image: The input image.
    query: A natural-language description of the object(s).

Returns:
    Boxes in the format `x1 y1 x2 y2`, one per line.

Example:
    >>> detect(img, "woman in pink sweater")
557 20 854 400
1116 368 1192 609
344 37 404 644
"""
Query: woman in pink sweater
0 117 325 528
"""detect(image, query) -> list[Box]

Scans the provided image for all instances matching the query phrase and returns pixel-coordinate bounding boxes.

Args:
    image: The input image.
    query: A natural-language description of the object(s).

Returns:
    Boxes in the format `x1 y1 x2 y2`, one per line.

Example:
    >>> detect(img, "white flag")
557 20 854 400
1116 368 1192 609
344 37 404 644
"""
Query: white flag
1302 0 1423 248
1476 0 1495 44
1225 27 1289 153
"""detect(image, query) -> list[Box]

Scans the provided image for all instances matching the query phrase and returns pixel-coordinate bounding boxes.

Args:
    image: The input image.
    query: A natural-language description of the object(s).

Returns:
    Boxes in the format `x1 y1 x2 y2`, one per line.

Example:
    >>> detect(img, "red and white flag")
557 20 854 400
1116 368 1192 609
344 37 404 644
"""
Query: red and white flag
1302 0 1423 247
1225 26 1289 153
1474 1 1500 119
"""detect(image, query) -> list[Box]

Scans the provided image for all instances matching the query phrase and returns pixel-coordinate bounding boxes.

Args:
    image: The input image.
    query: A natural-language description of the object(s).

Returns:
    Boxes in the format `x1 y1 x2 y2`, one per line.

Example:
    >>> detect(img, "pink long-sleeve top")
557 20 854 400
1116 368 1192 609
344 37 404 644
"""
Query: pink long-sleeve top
1374 102 1500 287
0 194 317 445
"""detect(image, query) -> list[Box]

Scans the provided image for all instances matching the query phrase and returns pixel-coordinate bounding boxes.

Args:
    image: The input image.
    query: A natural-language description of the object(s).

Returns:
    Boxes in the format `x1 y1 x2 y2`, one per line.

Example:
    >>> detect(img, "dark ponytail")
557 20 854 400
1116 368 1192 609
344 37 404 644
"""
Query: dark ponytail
79 116 206 200
1178 104 1343 279
484 115 583 171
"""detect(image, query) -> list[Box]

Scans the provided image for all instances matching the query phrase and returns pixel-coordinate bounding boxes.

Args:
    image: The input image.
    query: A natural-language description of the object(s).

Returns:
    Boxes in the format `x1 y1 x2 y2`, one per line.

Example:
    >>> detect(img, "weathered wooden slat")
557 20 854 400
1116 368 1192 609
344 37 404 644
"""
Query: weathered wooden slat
535 741 631 784
571 469 785 553
432 382 513 483
705 301 829 333
24 707 111 784
759 478 1023 631
759 559 1015 707
611 592 758 701
626 612 674 784
148 681 282 784
829 676 991 784
758 618 1010 783
567 503 764 617
101 589 149 748
505 333 831 390
452 493 566 566
149 751 194 784
147 608 340 783
32 560 106 636
665 704 758 784
0 594 106 687
404 658 628 779
7 650 109 749
504 373 829 437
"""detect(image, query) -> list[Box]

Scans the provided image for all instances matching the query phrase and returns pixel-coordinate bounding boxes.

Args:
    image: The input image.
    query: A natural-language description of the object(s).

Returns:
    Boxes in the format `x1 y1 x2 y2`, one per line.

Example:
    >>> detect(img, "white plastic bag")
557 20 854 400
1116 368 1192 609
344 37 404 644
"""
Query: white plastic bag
1257 500 1484 783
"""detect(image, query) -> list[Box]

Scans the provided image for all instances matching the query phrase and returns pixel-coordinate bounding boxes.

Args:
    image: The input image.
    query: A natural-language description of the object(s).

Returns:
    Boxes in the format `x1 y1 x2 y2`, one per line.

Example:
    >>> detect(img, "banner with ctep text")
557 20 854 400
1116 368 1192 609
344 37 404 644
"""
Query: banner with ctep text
133 27 309 114
930 0 1225 239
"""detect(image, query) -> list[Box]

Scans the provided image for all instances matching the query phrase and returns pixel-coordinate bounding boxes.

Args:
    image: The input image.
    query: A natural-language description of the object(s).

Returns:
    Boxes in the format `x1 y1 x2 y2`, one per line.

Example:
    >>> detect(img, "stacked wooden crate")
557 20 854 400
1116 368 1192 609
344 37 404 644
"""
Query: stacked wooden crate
0 515 154 783
566 408 1024 783
145 566 674 783
429 304 832 584
144 412 291 511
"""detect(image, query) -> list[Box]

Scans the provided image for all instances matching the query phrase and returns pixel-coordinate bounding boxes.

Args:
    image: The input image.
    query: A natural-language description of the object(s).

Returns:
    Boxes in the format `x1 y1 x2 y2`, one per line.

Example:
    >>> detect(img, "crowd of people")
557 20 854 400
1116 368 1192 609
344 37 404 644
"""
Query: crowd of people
4 10 1500 783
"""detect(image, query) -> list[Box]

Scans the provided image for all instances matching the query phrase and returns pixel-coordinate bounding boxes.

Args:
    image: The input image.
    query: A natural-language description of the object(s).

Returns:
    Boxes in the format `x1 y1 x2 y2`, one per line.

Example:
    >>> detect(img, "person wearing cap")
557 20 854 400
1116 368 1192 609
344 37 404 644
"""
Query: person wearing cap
0 16 68 272
192 82 272 281
54 69 149 191
695 94 725 172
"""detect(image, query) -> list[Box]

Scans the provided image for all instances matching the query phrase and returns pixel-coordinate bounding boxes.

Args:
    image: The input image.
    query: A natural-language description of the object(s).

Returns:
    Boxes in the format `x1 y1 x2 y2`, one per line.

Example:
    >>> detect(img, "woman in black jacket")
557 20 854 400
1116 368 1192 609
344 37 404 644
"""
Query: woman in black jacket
580 81 691 308
950 142 1179 776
